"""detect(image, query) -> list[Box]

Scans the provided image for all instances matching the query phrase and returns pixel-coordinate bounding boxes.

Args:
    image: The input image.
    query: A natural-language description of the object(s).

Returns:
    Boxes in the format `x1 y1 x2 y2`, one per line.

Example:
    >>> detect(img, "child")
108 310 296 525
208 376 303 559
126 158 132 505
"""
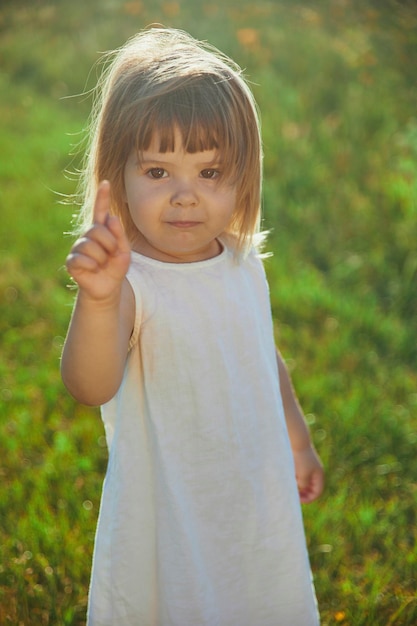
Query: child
61 27 324 626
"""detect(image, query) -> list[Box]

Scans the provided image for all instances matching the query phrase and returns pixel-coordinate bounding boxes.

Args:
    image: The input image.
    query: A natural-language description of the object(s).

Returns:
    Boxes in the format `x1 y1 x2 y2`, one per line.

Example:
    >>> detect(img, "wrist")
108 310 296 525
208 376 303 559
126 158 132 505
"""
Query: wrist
76 284 124 311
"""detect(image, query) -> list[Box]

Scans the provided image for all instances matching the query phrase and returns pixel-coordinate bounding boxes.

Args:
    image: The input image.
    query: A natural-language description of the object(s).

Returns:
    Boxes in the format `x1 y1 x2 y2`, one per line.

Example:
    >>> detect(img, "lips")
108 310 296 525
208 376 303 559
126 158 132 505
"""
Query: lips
167 221 202 228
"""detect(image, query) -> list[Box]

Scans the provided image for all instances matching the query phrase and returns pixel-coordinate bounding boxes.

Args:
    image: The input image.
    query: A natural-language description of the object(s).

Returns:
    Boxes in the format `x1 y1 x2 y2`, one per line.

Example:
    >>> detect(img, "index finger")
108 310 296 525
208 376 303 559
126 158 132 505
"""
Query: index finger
93 180 111 225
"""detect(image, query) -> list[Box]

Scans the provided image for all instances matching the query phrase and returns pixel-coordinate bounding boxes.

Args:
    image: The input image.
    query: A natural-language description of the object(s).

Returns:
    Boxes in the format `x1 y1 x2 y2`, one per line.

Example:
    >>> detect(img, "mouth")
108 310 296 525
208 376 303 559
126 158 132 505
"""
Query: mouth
167 221 202 229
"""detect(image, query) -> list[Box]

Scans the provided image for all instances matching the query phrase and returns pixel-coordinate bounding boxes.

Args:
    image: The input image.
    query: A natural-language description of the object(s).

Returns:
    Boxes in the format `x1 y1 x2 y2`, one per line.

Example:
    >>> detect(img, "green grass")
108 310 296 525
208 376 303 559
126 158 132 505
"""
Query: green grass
1 0 417 623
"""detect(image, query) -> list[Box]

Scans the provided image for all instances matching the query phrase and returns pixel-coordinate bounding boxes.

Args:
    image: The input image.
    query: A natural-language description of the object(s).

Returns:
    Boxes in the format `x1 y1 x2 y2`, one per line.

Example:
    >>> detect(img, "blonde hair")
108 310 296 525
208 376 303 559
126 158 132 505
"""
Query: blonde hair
76 27 263 255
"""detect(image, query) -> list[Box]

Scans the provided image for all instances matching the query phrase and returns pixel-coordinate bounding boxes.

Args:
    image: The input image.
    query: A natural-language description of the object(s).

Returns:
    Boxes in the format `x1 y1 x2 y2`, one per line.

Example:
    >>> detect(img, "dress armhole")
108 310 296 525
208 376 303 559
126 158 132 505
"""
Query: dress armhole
126 273 142 352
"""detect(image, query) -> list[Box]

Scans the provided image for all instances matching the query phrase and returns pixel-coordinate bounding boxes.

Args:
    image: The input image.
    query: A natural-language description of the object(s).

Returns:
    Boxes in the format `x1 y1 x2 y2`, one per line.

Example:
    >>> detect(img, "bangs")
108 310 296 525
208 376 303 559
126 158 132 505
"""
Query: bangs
133 76 241 179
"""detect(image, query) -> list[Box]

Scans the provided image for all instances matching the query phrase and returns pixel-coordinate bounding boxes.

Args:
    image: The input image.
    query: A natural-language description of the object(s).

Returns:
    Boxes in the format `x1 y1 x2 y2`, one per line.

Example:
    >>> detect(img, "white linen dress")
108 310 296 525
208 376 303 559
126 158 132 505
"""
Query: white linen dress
86 241 320 626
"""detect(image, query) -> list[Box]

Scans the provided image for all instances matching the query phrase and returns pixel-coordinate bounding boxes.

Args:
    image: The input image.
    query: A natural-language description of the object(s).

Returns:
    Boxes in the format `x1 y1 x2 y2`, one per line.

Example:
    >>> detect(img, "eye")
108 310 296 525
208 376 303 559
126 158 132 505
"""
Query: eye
201 168 220 180
147 168 167 179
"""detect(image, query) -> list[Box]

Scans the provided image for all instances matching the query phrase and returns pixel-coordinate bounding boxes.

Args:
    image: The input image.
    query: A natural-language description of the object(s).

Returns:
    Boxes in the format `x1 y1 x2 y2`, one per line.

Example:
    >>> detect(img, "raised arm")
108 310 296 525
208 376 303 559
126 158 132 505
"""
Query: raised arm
61 181 134 406
276 349 324 503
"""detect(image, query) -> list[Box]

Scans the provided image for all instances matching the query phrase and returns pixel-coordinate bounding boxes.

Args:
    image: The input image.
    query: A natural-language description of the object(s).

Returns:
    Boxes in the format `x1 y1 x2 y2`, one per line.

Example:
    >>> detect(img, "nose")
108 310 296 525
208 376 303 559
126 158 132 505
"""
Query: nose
170 179 199 207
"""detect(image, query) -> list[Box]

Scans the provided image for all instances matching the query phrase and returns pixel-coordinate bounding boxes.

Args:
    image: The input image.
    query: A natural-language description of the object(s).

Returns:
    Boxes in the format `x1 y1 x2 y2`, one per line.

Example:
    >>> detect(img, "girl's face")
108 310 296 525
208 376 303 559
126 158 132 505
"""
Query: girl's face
123 129 236 263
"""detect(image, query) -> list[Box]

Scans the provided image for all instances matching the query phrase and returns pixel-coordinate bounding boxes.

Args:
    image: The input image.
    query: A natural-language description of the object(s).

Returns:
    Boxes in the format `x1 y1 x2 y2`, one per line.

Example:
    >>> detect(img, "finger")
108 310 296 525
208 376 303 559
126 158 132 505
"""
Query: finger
72 227 118 262
106 215 131 255
92 180 111 226
298 479 315 504
66 250 102 276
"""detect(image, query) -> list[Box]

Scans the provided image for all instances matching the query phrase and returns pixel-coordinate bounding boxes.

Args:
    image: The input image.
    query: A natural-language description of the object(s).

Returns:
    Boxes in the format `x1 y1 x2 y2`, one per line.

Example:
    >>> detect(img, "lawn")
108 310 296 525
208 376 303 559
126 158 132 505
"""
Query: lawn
1 0 416 623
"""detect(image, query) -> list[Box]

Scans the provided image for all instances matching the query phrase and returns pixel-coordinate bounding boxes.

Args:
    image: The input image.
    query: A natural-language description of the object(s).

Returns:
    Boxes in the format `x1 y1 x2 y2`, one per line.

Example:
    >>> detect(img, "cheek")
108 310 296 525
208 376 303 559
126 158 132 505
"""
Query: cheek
124 176 147 210
224 188 237 215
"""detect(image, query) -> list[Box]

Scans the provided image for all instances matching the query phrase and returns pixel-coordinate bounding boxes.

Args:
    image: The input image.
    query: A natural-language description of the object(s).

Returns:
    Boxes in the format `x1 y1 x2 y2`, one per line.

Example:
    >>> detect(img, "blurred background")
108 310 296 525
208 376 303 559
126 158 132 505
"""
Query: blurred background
0 0 416 623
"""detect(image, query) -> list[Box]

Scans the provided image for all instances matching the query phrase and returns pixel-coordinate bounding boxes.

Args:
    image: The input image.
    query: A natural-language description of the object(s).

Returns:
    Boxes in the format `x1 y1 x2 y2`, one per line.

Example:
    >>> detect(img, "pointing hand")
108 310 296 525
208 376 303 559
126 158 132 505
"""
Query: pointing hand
66 181 131 301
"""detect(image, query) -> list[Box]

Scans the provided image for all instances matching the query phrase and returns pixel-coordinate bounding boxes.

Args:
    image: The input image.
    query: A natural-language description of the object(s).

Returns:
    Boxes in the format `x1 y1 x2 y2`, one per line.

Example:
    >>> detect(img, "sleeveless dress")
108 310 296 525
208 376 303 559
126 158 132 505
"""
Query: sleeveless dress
87 241 319 626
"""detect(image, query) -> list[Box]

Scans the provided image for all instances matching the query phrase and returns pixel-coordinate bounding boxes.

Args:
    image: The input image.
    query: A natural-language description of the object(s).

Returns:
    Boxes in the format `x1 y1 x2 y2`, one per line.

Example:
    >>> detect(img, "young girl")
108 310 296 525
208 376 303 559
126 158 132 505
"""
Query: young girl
61 27 324 626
